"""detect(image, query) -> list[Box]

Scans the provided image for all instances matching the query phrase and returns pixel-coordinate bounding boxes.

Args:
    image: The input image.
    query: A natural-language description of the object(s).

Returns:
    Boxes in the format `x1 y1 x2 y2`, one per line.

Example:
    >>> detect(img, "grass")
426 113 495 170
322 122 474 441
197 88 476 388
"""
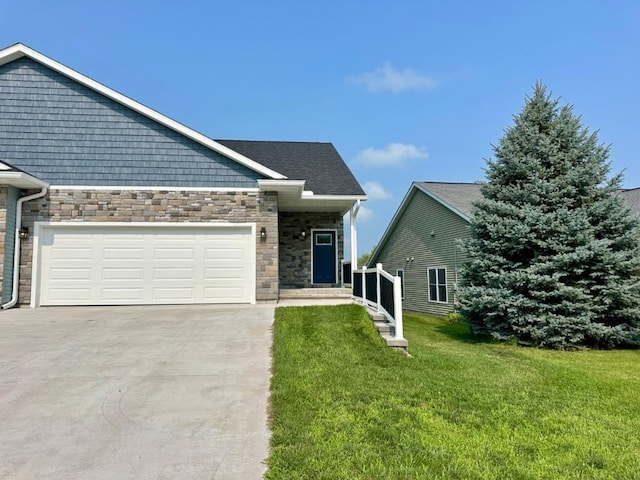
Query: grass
267 304 640 479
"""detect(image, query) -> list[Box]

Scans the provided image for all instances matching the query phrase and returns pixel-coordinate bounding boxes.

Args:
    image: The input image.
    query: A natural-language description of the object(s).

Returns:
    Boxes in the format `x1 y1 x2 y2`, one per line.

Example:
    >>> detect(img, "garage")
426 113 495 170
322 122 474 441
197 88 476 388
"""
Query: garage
33 223 256 306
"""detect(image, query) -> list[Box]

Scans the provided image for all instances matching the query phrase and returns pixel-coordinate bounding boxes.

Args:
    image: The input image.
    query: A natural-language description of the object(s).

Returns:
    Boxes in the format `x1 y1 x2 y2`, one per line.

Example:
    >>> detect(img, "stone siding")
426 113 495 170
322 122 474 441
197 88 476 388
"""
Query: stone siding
18 189 278 305
278 211 344 288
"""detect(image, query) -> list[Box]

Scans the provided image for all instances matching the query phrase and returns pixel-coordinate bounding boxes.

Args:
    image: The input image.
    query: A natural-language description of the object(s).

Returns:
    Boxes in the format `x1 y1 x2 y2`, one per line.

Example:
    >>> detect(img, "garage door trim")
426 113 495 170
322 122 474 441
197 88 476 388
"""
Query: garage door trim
30 221 257 307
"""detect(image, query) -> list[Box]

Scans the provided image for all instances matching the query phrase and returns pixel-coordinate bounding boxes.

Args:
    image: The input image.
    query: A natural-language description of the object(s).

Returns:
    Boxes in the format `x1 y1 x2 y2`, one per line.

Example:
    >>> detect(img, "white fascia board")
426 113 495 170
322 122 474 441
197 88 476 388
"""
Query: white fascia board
301 194 367 201
413 183 471 222
0 43 286 181
0 171 49 189
50 185 259 192
257 179 305 193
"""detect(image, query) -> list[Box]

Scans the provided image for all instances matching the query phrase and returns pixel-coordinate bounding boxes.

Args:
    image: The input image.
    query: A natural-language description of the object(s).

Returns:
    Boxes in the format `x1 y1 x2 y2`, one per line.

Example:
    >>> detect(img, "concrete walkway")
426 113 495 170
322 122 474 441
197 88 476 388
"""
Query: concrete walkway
0 304 273 480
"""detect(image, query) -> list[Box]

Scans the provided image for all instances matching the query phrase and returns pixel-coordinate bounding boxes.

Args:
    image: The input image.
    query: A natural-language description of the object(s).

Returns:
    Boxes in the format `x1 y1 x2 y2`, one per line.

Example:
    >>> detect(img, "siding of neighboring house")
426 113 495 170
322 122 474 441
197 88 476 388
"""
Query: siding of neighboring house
1 185 18 303
0 58 262 187
372 189 470 316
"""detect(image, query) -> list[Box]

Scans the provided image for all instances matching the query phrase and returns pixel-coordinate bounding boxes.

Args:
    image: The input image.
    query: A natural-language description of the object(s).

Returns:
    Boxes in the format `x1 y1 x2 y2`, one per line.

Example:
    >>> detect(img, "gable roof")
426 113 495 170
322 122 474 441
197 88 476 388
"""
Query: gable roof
0 43 286 181
415 182 483 220
368 181 480 266
369 181 640 267
216 140 365 196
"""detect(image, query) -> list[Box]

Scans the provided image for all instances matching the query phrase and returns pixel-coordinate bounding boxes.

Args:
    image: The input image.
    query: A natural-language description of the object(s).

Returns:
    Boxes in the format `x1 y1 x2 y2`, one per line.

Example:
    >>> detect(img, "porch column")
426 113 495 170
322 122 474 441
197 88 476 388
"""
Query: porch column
350 200 360 269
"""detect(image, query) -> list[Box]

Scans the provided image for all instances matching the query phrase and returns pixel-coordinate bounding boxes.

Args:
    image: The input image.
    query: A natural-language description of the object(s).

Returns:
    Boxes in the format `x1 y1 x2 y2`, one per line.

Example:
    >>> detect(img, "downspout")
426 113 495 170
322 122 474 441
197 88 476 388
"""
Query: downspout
2 186 48 309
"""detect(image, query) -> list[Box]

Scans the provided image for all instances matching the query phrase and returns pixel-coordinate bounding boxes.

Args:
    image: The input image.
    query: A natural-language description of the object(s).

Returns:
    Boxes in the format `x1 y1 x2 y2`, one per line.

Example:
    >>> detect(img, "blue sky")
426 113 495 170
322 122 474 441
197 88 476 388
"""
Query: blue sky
2 1 639 256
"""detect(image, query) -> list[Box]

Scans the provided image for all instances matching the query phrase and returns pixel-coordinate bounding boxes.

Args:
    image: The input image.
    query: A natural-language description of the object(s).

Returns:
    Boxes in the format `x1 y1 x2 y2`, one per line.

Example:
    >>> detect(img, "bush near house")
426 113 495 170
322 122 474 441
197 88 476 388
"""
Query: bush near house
461 83 640 349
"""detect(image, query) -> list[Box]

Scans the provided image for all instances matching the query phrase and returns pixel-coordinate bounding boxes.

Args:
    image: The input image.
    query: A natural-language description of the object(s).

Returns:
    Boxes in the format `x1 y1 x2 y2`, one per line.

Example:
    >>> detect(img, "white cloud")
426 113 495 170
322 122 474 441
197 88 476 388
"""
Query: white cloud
358 206 374 222
355 143 428 167
363 181 392 200
348 63 438 93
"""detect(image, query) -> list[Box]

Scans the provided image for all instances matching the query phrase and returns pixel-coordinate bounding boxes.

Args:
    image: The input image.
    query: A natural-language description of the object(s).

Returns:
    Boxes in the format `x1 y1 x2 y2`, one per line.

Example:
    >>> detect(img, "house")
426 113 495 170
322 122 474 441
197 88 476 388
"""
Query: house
369 181 640 316
367 182 481 316
0 43 366 308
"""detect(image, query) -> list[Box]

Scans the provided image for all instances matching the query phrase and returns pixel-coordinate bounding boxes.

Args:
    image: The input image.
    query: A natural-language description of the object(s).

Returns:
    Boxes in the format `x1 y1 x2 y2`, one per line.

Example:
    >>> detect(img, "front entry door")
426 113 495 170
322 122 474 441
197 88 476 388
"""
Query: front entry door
312 230 337 284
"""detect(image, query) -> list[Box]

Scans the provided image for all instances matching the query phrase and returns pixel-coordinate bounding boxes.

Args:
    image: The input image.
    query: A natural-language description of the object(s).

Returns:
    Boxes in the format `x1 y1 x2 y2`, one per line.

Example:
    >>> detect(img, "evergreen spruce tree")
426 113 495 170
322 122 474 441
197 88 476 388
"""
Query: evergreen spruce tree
460 83 640 349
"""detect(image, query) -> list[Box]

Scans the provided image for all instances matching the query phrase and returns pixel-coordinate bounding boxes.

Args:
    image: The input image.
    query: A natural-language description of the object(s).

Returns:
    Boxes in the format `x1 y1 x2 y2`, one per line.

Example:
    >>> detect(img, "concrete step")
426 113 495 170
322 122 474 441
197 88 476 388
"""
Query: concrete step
279 288 351 300
364 307 408 353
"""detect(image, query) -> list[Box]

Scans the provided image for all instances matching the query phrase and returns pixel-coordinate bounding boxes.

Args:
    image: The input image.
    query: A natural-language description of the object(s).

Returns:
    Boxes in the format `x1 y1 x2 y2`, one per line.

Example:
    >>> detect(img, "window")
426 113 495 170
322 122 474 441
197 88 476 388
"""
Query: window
396 269 405 299
315 233 333 245
428 267 447 303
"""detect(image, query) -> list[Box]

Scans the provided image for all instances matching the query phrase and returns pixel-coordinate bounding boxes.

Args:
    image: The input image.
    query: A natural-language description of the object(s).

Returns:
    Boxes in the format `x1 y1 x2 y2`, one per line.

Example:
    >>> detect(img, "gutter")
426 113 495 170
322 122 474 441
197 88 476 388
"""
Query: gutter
2 186 48 309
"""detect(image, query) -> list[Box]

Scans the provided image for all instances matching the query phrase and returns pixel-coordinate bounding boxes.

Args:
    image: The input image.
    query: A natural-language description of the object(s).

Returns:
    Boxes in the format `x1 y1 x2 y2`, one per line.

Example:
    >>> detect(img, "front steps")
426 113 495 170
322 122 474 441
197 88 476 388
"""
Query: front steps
277 287 353 306
278 287 352 300
366 309 409 353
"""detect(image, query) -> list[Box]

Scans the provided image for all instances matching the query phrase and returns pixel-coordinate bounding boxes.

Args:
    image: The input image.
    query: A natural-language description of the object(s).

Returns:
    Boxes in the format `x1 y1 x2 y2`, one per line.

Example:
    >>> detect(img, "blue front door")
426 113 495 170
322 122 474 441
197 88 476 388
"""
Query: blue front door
312 231 337 284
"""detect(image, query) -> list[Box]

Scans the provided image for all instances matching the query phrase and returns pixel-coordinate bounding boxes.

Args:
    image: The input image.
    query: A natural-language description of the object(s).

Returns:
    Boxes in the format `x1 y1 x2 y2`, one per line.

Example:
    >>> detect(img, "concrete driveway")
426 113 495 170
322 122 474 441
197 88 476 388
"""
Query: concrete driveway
0 304 274 480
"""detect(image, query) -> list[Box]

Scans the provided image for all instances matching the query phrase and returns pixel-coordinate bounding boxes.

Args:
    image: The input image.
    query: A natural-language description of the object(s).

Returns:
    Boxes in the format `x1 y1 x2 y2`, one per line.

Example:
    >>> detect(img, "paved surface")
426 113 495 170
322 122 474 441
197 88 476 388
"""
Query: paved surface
0 304 274 480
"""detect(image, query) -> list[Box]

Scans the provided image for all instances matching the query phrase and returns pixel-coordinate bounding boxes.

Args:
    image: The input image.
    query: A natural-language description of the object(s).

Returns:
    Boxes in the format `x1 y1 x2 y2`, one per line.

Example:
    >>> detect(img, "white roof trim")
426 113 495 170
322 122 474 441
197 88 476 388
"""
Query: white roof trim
0 43 287 181
0 171 49 189
50 185 260 192
368 182 469 266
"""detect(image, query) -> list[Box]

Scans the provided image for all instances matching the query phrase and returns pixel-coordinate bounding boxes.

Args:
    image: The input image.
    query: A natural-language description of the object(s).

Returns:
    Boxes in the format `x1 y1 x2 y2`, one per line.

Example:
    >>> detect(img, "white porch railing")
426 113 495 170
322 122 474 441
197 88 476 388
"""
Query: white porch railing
352 263 404 340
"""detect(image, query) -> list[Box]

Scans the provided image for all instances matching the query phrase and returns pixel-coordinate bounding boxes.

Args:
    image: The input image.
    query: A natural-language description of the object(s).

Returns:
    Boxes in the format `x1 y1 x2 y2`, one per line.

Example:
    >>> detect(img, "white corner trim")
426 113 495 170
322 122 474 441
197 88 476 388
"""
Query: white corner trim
49 185 260 192
0 43 286 181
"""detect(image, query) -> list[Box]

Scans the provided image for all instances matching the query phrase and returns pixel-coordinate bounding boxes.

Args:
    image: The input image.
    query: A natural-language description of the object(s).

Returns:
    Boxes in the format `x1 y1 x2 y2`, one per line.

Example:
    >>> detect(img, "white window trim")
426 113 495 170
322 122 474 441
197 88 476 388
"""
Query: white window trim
427 266 448 304
310 228 338 285
29 221 257 308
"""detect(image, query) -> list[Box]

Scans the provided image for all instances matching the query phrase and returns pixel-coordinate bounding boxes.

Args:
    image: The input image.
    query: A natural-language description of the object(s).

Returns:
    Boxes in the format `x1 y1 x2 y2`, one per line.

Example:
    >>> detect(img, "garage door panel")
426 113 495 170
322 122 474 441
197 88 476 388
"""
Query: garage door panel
38 225 254 306
101 268 144 280
100 288 144 302
152 287 195 301
153 267 195 279
51 247 93 261
102 248 145 260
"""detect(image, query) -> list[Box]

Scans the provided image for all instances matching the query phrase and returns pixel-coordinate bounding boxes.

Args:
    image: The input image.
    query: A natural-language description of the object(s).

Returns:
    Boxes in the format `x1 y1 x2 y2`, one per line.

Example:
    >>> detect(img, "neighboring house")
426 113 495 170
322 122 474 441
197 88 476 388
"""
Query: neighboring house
0 43 366 308
620 187 640 217
368 182 640 316
367 182 481 316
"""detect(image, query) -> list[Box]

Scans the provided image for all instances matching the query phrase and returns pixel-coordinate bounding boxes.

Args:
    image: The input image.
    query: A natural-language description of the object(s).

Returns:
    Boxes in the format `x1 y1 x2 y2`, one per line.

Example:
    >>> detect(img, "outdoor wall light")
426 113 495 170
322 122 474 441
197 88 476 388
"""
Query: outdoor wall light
18 227 29 239
260 227 267 239
301 230 306 238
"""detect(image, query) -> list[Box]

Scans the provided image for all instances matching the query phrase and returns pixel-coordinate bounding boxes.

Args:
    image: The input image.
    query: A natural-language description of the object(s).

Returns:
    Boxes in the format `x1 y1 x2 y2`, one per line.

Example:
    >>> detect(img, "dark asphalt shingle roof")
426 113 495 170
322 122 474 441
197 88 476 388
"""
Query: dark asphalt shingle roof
416 181 483 218
216 139 365 196
620 188 640 215
417 182 640 218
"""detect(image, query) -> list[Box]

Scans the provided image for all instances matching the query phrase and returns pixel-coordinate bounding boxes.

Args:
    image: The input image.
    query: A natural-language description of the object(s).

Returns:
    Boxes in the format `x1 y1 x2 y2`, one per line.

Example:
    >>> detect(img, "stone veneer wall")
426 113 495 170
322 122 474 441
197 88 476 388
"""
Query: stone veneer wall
18 189 278 305
278 211 344 288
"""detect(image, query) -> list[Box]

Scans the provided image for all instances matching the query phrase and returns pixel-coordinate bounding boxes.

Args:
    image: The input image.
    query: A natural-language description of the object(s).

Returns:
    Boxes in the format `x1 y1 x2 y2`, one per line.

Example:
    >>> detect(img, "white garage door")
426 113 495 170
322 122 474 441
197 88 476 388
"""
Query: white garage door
36 224 255 306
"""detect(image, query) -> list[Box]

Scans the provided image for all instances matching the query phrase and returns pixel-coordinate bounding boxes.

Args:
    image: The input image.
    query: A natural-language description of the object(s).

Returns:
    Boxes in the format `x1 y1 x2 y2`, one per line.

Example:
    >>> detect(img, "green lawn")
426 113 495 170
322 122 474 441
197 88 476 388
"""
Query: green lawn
267 304 640 480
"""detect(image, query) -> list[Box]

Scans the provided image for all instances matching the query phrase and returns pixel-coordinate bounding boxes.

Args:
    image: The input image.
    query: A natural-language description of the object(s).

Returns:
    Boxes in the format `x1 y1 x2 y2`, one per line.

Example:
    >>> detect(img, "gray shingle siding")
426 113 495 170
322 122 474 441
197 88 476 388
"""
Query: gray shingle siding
372 189 470 316
2 186 18 304
0 58 263 187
